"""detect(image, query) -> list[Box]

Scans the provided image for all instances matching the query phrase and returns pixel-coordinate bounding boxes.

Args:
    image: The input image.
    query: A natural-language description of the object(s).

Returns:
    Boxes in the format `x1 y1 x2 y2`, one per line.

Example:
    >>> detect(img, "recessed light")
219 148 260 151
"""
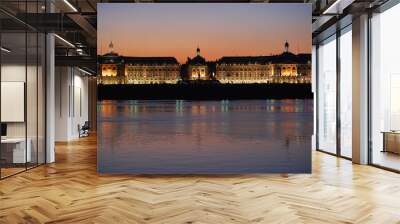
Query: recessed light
54 34 75 48
63 0 78 12
1 47 11 53
78 67 94 76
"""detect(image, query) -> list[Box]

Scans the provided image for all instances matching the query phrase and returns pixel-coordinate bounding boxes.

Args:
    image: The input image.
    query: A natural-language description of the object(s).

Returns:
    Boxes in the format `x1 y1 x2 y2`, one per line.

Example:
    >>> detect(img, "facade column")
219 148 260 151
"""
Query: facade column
352 14 369 164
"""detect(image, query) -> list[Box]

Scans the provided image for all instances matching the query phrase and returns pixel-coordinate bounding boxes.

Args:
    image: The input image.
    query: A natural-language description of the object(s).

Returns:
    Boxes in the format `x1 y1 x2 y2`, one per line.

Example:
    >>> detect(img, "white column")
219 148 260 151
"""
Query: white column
352 14 369 164
46 32 55 163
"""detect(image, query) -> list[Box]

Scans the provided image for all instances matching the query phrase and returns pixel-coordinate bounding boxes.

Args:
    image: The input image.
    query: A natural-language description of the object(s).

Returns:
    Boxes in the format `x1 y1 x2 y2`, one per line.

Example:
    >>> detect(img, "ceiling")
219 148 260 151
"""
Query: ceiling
0 0 389 74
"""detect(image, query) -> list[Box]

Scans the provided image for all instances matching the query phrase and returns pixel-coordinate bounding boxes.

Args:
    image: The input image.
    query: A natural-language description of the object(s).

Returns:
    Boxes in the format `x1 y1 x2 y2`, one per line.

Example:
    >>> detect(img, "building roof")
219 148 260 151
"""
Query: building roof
217 56 272 64
124 57 179 65
98 53 122 64
218 52 310 65
186 47 207 65
98 54 179 65
187 55 206 65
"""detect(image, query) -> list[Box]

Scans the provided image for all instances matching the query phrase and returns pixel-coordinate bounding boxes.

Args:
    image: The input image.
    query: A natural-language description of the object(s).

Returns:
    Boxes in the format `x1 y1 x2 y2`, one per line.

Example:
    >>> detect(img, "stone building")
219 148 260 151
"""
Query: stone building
98 45 125 85
186 47 209 80
98 42 180 84
98 42 311 84
124 57 180 84
216 42 311 84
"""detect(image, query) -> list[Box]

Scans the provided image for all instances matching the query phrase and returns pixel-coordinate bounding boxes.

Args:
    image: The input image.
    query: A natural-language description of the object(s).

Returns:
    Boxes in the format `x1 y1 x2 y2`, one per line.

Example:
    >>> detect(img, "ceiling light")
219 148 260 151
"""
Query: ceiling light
63 0 78 12
54 34 75 48
322 0 354 15
323 1 339 14
78 67 94 76
1 47 11 53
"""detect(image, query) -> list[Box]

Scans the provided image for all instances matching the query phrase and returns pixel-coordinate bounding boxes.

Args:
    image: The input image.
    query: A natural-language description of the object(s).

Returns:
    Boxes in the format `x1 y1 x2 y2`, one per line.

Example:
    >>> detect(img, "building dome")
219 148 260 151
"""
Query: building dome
188 55 206 65
187 46 206 65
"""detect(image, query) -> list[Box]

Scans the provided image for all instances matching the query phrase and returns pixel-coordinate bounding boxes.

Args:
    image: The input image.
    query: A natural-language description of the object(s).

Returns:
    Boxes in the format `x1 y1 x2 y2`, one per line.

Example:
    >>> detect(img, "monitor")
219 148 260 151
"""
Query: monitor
1 123 7 137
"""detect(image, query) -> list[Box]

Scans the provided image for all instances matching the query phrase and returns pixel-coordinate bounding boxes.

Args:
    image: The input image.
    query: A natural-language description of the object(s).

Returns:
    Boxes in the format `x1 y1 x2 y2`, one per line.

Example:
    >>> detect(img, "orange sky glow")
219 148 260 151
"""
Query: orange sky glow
98 3 312 63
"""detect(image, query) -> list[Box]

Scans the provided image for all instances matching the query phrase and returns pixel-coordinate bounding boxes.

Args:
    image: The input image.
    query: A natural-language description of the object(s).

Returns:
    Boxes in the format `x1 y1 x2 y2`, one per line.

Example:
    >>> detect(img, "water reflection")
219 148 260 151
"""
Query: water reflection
98 100 313 174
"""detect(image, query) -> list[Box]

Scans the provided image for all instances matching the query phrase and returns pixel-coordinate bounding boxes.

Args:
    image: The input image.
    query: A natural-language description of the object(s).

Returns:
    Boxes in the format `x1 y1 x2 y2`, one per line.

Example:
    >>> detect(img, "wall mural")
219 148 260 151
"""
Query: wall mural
97 3 312 174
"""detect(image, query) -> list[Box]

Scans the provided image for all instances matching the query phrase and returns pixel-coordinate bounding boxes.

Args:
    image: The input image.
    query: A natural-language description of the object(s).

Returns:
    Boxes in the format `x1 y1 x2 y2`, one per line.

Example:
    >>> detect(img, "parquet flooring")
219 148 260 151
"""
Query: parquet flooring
1 135 400 223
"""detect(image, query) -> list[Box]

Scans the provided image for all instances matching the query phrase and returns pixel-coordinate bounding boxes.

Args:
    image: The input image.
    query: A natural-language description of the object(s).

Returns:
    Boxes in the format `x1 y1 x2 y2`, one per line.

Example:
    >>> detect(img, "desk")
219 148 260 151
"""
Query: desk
1 138 31 163
382 131 400 154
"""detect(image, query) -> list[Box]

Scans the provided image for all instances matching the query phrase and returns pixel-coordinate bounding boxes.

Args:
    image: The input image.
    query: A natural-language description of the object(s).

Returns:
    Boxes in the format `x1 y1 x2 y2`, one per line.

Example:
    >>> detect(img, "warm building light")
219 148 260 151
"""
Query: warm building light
63 0 78 12
101 64 117 77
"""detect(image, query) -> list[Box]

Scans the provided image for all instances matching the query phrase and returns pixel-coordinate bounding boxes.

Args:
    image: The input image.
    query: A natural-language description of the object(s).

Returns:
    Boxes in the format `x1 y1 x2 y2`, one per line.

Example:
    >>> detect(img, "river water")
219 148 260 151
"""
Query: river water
98 99 313 174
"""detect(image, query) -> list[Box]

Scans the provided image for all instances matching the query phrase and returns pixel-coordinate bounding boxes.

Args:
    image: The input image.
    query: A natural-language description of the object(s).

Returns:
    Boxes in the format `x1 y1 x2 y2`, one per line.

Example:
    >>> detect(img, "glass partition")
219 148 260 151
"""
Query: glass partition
317 35 337 154
339 26 352 158
370 3 400 171
0 1 46 179
1 30 28 177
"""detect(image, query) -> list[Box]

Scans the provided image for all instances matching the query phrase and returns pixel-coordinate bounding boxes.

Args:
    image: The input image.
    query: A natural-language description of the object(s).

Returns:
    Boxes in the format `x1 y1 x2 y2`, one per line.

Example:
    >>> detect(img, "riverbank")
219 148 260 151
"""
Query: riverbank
98 84 313 100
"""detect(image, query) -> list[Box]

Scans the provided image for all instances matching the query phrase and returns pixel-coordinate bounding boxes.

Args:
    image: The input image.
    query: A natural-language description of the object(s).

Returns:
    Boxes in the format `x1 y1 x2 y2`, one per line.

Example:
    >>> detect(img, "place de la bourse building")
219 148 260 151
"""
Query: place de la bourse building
98 42 311 84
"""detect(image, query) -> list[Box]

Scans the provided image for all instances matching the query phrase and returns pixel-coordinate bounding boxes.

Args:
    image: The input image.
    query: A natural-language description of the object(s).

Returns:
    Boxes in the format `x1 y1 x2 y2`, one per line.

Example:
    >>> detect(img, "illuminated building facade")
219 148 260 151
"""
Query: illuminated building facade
98 42 180 84
124 58 180 84
99 55 125 85
186 47 209 80
98 42 311 84
216 42 311 84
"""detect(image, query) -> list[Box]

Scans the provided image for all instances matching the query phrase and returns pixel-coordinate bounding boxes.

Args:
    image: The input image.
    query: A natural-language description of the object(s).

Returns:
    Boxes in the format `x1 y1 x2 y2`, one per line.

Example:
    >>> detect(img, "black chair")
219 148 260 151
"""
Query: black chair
78 121 90 138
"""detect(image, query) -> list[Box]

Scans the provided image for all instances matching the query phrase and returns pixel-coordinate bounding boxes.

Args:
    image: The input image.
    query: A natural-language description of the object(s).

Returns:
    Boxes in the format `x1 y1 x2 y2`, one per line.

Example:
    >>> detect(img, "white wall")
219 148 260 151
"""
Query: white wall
55 66 69 141
312 45 317 151
55 67 89 141
1 64 40 138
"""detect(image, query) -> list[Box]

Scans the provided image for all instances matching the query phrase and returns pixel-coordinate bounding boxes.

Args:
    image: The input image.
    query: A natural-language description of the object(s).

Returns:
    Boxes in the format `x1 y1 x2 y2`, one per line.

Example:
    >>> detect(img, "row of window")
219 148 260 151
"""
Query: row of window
126 75 179 78
126 68 179 72
192 69 206 72
126 78 178 81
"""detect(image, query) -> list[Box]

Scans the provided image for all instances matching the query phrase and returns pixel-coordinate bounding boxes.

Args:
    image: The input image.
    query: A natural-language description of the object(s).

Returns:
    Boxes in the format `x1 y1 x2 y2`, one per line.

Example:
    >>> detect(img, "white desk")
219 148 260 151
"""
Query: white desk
1 138 31 163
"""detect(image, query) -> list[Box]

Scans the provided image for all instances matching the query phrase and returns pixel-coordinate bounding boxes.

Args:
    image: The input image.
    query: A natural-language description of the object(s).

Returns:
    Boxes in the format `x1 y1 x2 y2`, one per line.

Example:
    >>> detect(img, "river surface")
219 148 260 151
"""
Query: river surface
98 100 312 174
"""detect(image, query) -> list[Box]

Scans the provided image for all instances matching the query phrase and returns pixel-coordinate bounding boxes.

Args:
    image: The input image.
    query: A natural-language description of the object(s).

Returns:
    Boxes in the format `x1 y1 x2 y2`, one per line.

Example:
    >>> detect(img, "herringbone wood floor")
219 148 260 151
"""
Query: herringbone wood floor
1 135 400 224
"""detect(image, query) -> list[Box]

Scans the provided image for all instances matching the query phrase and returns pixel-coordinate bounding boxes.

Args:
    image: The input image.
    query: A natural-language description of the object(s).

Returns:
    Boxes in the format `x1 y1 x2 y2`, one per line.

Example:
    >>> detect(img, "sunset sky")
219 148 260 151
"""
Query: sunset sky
98 3 311 64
